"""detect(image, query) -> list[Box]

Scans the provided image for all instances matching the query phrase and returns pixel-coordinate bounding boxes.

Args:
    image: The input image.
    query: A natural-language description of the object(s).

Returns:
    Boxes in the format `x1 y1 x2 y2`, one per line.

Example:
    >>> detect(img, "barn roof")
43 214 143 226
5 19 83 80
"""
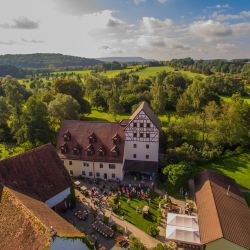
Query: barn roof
0 144 71 202
0 186 82 250
195 170 250 249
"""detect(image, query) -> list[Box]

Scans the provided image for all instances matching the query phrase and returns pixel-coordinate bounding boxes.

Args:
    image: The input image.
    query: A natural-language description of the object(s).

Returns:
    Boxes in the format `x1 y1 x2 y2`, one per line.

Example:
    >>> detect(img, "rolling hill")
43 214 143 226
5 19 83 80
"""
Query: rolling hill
0 53 102 69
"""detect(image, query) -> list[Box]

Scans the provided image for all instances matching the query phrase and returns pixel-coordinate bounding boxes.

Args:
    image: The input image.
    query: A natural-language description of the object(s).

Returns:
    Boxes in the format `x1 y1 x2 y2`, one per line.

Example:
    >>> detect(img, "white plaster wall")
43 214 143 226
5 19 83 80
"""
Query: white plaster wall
124 141 159 161
124 110 159 162
63 160 124 180
45 187 71 208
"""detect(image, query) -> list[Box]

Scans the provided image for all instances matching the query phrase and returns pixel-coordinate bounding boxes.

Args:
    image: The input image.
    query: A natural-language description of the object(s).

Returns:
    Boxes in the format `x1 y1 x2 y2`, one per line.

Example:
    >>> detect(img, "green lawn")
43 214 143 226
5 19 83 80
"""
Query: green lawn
119 193 161 234
221 95 250 104
134 66 205 80
201 152 250 190
85 109 177 127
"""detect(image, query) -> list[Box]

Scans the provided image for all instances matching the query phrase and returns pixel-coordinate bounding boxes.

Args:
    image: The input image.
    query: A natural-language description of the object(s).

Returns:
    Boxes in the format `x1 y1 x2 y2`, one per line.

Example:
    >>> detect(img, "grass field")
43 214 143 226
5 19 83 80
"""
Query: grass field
201 152 250 190
52 65 205 80
119 192 161 234
85 109 177 126
134 66 205 80
221 95 250 104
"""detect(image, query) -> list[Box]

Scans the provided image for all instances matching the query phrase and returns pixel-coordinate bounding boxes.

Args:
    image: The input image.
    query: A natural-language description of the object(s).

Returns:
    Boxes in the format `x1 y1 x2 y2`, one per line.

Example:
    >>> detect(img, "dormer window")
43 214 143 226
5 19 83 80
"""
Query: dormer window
63 130 71 141
86 144 95 156
88 132 97 143
73 144 81 155
111 145 120 157
60 142 68 154
97 145 106 156
112 133 121 145
133 122 137 127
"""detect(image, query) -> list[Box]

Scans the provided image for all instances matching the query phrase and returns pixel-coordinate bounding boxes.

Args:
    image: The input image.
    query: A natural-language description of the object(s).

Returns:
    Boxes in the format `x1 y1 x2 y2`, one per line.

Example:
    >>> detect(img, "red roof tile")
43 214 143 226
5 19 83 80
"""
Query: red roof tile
57 120 125 163
195 170 250 249
0 144 71 202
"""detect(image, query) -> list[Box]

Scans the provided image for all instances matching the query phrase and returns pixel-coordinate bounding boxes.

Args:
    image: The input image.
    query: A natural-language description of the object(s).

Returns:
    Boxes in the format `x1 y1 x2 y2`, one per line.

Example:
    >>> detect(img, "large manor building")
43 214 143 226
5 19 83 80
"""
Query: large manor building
57 101 161 181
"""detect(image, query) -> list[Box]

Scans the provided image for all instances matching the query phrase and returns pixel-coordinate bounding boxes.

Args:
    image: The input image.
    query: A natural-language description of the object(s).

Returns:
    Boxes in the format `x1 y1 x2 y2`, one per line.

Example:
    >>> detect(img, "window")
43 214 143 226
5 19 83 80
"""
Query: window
69 170 73 175
83 162 89 167
133 154 137 159
112 173 116 178
109 164 116 169
133 144 137 148
82 171 86 176
133 133 137 138
100 163 103 168
89 172 93 177
69 161 72 166
96 172 100 177
146 123 150 128
146 144 149 149
146 133 150 138
140 123 143 128
133 122 137 127
140 133 143 138
146 155 149 159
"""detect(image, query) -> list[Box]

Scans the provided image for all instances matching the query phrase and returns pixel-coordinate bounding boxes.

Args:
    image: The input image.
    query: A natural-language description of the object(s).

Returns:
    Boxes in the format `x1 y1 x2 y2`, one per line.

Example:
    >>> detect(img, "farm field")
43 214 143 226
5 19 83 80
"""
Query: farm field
134 66 205 80
52 65 205 80
200 152 250 190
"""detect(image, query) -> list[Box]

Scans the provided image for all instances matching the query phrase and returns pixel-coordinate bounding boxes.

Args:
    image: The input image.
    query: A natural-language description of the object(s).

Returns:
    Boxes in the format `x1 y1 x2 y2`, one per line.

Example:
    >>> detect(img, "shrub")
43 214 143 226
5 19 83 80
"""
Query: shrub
148 225 160 237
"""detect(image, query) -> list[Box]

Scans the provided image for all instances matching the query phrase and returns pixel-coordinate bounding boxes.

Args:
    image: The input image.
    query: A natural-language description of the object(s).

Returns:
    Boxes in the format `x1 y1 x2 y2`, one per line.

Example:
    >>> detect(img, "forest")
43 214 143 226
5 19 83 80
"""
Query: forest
0 61 250 191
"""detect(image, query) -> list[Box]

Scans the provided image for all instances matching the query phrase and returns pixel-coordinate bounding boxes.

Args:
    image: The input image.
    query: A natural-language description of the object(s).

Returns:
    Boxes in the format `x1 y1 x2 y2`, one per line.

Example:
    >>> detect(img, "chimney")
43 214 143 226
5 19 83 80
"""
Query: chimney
227 185 231 196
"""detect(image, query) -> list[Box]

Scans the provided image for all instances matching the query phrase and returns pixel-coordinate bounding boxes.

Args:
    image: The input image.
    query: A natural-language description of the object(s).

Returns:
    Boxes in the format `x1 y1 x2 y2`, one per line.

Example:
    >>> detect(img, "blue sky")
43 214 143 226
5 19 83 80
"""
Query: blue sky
0 0 249 59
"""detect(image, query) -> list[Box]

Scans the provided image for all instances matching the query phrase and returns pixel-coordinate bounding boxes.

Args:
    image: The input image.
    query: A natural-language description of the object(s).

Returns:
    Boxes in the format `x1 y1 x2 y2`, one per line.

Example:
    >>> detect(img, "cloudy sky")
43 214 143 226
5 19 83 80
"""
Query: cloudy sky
0 0 250 59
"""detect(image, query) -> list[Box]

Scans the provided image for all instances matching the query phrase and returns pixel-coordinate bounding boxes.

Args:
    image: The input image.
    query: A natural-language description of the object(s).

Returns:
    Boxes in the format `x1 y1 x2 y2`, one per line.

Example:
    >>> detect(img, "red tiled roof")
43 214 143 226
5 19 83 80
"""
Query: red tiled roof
195 170 250 249
0 144 71 202
0 185 82 250
57 120 125 163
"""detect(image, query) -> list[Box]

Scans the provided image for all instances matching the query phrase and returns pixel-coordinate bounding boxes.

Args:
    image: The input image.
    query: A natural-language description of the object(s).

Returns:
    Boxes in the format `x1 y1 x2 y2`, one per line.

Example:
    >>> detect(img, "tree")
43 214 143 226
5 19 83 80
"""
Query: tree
54 78 88 113
48 94 80 130
15 97 51 145
0 97 10 125
108 83 122 117
150 80 166 115
163 162 193 191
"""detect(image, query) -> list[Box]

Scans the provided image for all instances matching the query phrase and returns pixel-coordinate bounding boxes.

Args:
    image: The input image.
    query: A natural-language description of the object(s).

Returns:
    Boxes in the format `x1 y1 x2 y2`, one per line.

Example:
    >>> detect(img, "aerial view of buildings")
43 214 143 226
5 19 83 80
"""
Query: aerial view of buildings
0 0 250 249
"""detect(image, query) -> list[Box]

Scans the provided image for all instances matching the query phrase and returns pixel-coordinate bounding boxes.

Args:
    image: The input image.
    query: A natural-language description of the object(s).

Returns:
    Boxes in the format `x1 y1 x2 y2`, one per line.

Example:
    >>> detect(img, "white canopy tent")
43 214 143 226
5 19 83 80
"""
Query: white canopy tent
166 213 200 244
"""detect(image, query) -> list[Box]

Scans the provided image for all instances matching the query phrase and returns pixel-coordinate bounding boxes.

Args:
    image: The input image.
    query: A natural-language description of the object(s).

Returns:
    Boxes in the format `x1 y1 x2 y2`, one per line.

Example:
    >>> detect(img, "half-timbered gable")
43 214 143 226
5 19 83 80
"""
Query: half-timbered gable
123 102 161 163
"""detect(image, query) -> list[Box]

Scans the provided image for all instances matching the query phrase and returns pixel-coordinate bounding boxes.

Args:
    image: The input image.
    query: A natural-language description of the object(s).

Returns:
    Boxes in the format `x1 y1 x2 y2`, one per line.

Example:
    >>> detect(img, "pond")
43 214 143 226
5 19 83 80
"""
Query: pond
50 237 90 250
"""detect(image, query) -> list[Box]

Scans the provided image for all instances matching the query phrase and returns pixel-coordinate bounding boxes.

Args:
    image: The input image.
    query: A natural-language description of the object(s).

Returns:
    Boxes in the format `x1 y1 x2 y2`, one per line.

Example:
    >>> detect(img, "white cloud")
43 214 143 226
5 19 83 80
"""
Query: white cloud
133 0 146 5
0 16 39 29
190 20 232 41
214 10 250 21
158 0 168 4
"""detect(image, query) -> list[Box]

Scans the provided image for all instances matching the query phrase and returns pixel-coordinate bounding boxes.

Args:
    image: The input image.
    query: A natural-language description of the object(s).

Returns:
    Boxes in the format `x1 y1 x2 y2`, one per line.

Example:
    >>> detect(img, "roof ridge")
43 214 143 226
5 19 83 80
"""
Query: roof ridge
207 179 224 240
0 143 52 164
